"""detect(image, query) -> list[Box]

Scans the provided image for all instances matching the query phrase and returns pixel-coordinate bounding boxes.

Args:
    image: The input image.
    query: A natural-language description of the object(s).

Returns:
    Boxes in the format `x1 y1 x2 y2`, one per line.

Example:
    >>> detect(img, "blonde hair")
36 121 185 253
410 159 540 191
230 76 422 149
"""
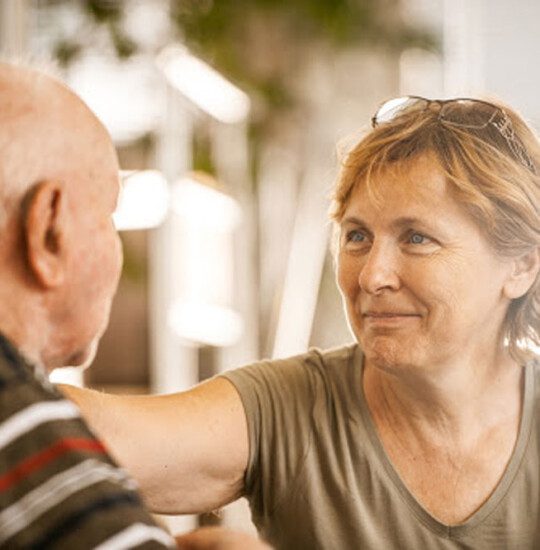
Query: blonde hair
331 98 540 363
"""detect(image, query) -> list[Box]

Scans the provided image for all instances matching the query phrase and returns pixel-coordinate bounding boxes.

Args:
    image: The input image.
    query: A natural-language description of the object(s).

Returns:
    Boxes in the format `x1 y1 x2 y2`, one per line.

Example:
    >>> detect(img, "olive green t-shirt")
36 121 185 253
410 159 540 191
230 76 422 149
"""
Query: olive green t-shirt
221 345 539 549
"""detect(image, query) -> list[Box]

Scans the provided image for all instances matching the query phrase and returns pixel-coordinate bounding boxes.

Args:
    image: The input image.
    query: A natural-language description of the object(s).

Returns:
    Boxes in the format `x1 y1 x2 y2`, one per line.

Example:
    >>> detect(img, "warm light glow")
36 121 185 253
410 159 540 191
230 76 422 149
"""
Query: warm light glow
168 302 244 347
114 170 170 231
157 45 250 124
171 176 241 231
68 55 163 143
168 174 243 347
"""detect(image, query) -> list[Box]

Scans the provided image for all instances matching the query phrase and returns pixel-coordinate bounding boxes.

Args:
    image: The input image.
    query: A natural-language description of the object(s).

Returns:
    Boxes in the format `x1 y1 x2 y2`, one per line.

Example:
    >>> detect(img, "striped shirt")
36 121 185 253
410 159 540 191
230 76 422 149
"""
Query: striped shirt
0 335 175 549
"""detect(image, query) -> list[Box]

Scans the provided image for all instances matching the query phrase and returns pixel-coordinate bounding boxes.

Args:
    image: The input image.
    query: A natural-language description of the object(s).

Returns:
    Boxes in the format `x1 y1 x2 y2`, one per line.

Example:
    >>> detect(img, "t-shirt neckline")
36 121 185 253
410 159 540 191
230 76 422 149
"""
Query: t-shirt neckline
353 346 535 538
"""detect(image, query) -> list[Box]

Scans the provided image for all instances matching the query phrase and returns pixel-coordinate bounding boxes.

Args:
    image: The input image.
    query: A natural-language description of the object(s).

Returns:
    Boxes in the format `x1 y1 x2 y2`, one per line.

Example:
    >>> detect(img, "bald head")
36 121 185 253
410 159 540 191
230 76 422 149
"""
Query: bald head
0 62 117 222
0 62 122 370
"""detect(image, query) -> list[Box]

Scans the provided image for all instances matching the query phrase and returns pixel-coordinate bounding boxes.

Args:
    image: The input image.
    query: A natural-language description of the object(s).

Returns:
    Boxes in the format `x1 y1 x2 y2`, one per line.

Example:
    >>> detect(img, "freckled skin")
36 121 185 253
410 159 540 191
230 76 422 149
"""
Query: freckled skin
336 155 514 375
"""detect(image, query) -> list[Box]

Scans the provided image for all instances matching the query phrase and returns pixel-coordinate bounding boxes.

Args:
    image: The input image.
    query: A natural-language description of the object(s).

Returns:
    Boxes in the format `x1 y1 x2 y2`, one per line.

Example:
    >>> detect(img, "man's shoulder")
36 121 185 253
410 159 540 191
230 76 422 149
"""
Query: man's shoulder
0 343 174 548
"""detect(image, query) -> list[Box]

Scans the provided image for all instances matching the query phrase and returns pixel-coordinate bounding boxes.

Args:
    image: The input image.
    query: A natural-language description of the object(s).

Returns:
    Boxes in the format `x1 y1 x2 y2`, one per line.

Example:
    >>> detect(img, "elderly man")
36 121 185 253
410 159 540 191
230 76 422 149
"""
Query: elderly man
0 62 267 549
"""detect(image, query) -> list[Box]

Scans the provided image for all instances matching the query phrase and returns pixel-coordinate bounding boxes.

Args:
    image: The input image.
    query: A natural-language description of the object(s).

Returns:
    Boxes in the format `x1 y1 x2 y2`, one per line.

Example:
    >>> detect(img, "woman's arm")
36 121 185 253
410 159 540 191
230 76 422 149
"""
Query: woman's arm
59 377 248 515
176 527 271 549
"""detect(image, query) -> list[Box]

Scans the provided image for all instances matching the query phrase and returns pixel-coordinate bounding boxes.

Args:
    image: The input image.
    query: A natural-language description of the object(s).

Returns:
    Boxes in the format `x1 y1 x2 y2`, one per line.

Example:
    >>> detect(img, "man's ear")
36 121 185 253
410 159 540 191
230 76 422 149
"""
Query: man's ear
503 247 540 300
23 180 67 288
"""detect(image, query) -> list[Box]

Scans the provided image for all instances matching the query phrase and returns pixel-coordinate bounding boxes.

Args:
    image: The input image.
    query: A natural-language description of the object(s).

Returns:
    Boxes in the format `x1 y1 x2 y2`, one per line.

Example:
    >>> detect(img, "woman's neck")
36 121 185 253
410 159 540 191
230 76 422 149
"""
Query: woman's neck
363 351 524 448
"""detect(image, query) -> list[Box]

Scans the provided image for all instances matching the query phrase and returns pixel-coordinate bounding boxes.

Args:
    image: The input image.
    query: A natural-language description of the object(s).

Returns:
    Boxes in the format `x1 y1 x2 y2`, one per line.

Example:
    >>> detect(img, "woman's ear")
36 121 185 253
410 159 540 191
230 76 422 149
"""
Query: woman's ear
503 247 540 300
23 180 67 288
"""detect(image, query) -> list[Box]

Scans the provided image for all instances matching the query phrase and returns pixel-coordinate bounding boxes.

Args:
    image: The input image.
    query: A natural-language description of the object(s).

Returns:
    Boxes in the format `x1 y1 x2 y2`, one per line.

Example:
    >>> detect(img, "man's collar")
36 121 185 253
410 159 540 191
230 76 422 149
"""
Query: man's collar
0 332 26 368
0 332 52 390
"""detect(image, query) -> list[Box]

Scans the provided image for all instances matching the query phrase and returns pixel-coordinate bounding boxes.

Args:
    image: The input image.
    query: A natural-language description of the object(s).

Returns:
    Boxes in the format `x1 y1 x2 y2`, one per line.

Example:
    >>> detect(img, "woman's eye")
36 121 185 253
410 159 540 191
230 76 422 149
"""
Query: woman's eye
408 232 431 245
346 230 366 243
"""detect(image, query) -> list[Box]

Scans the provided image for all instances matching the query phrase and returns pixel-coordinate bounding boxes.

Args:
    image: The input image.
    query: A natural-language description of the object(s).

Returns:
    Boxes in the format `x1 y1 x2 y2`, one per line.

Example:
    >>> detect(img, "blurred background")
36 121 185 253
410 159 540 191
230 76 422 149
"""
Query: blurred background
1 0 539 536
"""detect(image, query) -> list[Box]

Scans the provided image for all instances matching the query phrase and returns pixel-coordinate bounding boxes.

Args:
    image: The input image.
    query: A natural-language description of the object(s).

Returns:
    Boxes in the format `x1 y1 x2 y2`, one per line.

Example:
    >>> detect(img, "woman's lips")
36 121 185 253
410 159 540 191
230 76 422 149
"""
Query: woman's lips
362 312 421 326
363 312 419 317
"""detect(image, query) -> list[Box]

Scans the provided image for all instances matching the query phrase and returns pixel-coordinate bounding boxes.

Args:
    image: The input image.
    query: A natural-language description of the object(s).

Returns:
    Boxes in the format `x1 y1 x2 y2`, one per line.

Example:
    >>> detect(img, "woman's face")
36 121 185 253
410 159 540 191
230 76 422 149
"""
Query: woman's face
336 154 516 373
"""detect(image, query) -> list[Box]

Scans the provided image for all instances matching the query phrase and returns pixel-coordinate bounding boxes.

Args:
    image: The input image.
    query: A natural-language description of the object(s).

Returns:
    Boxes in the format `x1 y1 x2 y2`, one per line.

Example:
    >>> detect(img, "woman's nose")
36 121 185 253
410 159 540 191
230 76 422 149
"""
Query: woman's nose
358 241 401 295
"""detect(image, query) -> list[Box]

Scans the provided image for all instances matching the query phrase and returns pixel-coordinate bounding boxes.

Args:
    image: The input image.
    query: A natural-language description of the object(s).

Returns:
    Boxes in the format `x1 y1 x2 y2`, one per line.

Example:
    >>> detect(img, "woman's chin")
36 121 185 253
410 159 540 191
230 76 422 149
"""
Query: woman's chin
361 335 425 372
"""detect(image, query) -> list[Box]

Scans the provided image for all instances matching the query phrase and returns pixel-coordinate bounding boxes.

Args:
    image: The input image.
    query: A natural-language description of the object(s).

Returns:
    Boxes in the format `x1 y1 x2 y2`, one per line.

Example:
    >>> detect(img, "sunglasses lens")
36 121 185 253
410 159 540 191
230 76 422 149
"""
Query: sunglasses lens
439 100 498 128
371 96 536 173
373 97 428 126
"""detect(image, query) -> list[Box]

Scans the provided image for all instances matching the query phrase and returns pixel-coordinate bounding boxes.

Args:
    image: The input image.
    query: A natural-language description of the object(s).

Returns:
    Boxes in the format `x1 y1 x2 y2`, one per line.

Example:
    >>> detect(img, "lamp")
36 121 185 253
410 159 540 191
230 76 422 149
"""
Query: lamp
167 174 243 347
114 170 169 231
157 45 250 124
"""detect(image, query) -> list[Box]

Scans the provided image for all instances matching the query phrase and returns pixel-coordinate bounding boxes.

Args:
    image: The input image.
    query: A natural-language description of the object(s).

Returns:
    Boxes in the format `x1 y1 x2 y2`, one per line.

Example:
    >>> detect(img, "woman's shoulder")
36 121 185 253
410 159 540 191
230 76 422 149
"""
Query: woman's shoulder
308 343 359 365
220 343 360 398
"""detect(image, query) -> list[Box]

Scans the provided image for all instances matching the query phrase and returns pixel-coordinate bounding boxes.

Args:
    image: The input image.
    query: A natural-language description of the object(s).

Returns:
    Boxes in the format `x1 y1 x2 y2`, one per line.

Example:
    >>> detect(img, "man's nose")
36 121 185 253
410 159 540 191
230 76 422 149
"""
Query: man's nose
358 240 401 295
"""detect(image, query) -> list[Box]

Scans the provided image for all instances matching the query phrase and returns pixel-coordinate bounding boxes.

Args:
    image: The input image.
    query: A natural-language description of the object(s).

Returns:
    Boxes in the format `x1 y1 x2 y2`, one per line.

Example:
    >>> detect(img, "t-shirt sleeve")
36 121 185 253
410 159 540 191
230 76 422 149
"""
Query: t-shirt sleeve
220 350 326 517
0 373 174 549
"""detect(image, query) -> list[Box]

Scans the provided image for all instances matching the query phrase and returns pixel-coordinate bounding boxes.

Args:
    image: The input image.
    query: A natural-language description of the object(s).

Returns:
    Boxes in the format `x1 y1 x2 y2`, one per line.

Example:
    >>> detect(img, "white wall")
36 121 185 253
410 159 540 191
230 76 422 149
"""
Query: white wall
443 0 540 128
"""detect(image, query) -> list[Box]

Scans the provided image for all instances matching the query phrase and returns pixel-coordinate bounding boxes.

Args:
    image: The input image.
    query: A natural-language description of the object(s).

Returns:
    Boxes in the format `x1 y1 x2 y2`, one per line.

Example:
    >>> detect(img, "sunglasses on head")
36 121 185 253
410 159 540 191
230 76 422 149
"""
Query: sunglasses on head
371 96 536 174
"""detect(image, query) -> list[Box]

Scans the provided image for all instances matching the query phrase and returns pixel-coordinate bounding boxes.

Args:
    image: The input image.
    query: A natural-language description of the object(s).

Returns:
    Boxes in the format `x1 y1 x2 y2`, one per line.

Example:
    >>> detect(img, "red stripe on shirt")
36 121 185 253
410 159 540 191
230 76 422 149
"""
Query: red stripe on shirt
0 438 107 492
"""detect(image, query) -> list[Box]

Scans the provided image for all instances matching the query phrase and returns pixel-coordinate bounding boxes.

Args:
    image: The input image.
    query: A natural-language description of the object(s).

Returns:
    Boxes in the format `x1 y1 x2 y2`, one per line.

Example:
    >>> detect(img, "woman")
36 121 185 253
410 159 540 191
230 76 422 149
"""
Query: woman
64 97 540 549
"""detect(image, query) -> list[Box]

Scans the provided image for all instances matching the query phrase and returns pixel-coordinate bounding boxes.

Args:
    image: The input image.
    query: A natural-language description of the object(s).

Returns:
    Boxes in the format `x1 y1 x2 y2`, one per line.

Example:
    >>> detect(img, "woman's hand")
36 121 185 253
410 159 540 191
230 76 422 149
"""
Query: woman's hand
175 527 271 549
